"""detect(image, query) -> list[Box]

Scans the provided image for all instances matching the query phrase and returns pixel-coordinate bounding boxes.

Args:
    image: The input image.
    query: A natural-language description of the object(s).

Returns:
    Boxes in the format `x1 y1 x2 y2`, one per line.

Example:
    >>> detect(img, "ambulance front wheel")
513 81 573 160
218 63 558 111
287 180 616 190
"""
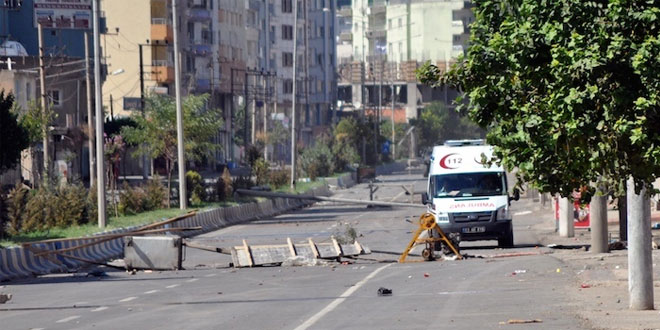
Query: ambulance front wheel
498 227 514 248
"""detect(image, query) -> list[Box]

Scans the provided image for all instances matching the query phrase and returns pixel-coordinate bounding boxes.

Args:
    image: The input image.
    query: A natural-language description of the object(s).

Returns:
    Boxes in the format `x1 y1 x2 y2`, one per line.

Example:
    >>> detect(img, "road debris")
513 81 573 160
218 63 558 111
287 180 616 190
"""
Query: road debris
581 283 591 288
499 319 542 325
0 293 12 304
281 256 327 267
377 287 392 296
86 270 108 277
608 241 627 250
513 269 527 275
231 237 370 268
423 272 430 278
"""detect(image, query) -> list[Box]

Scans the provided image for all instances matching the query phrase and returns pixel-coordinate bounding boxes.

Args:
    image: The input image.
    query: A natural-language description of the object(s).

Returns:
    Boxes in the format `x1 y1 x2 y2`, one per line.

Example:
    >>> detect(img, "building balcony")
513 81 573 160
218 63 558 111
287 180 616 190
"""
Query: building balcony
339 31 352 42
152 60 174 83
190 43 212 56
188 8 211 22
452 20 464 35
151 18 173 43
366 29 385 39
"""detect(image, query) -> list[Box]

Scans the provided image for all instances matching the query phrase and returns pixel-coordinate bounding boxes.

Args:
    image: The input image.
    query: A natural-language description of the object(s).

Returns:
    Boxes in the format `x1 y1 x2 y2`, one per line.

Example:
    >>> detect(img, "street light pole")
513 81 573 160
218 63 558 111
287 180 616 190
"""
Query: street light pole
92 0 106 227
84 31 95 187
172 0 187 209
290 0 298 189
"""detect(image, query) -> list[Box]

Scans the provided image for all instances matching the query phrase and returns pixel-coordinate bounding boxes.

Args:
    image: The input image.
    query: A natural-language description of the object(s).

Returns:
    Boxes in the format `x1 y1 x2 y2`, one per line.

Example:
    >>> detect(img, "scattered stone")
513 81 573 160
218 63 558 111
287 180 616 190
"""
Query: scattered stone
609 241 627 250
0 293 12 304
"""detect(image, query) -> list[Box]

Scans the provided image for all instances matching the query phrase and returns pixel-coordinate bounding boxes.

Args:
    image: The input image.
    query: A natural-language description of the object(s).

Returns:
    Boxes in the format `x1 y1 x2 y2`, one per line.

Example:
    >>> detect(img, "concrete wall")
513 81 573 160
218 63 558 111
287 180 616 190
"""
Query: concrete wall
0 185 331 282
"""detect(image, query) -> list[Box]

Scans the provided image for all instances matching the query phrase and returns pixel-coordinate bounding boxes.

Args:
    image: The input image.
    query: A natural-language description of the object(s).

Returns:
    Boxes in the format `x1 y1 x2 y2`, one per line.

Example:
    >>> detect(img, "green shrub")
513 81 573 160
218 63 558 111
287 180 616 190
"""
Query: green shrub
332 142 359 173
6 182 28 235
0 186 8 238
300 143 333 181
253 158 269 186
87 183 99 224
268 170 290 189
185 170 206 206
53 182 88 227
118 181 147 215
23 186 55 232
144 176 167 210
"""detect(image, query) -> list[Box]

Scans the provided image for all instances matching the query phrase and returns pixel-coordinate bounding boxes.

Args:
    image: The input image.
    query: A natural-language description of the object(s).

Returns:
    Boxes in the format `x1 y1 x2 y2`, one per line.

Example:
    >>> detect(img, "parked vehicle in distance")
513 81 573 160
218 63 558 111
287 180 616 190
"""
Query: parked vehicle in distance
422 139 519 249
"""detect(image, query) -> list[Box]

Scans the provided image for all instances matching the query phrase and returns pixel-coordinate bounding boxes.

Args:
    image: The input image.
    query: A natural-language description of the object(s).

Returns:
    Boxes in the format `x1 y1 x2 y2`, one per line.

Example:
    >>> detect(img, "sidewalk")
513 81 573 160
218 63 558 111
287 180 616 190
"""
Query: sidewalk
531 203 660 330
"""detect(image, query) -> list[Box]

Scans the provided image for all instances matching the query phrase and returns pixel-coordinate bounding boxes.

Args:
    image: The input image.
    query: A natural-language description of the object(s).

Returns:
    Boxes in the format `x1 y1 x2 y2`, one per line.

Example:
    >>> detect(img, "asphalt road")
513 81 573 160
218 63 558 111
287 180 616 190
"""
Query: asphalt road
0 170 589 330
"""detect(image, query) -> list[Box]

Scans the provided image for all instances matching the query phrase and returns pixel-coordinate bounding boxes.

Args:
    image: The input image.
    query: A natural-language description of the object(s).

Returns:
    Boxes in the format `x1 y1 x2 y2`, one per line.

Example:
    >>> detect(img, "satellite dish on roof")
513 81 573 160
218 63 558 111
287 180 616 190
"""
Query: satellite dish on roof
0 41 28 57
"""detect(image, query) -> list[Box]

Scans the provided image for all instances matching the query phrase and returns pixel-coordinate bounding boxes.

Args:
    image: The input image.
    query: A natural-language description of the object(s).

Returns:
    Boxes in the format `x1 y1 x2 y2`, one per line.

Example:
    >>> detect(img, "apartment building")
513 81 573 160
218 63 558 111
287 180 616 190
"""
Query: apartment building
337 0 473 121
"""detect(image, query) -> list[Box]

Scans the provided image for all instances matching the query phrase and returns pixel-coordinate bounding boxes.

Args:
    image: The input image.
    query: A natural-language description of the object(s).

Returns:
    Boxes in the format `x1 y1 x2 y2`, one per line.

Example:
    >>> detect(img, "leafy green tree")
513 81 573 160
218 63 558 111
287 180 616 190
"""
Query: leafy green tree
410 102 485 152
267 120 290 164
0 92 29 174
121 94 224 204
418 0 660 198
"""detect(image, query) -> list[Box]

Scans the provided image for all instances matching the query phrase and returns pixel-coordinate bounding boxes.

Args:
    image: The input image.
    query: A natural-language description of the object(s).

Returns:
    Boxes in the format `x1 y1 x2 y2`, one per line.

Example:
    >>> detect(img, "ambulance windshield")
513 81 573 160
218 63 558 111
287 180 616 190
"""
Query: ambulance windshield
430 172 506 198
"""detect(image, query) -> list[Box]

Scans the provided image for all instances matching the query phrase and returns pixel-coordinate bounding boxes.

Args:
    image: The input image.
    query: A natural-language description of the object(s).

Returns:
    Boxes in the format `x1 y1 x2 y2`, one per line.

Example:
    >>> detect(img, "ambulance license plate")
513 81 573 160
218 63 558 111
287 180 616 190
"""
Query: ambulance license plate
462 226 485 233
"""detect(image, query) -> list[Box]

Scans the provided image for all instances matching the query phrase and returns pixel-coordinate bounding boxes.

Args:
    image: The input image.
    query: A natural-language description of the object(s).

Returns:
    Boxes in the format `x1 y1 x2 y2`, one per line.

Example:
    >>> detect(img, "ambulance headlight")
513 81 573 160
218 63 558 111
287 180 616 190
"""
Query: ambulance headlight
435 212 449 223
496 206 510 221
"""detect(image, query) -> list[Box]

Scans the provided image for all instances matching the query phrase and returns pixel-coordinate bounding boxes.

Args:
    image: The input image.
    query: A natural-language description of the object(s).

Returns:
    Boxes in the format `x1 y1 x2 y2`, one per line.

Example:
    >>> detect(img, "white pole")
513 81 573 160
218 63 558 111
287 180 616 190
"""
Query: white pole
172 0 187 209
92 0 106 227
290 0 298 189
84 32 95 187
558 197 574 237
590 192 608 253
627 178 654 310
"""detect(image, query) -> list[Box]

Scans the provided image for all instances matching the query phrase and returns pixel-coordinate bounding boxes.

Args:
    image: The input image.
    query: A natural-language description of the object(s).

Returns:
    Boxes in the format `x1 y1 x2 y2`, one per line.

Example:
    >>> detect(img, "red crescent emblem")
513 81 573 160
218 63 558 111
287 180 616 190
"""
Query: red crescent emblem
440 153 459 169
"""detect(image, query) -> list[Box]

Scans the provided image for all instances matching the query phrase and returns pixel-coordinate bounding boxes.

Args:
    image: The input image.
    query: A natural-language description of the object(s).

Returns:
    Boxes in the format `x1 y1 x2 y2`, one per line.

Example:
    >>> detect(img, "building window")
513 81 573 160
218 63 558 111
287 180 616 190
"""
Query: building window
47 90 61 107
283 79 293 94
282 24 293 40
398 18 402 28
282 52 293 67
453 35 461 42
282 0 292 13
317 54 323 66
388 19 392 29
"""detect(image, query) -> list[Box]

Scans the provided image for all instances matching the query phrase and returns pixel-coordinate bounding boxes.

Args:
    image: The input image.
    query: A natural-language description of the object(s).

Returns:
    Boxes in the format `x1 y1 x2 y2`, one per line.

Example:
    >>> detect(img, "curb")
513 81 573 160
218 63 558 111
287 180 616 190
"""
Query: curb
0 185 331 282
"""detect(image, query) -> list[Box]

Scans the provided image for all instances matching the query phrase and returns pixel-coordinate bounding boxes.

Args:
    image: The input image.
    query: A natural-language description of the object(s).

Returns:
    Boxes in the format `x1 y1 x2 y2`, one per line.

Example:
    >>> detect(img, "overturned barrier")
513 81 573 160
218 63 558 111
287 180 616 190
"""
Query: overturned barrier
0 185 331 282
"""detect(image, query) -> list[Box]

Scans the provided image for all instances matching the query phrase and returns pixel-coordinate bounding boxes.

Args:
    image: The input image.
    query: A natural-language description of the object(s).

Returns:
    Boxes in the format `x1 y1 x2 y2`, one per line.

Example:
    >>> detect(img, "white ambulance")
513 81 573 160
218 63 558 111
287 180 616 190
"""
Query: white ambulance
421 140 519 248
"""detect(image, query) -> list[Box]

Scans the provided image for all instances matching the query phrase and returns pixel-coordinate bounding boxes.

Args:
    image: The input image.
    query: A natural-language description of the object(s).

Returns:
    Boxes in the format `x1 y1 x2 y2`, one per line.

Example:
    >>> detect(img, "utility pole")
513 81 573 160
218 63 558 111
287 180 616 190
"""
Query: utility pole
38 22 50 181
627 178 654 310
138 43 148 180
391 63 395 159
243 69 248 148
84 32 95 187
92 0 107 227
251 73 256 145
109 94 114 120
290 0 298 189
172 0 187 210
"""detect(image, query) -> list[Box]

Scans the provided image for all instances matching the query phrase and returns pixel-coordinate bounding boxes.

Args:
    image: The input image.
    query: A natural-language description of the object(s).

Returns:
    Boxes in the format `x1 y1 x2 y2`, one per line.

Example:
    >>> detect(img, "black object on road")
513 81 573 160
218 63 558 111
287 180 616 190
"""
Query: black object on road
377 287 393 296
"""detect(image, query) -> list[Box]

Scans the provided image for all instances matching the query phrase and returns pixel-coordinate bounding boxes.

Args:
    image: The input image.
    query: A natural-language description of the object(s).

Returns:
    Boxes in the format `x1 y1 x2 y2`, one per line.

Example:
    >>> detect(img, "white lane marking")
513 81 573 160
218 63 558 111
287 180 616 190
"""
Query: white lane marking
91 306 109 312
514 210 532 216
204 273 217 277
166 284 180 289
73 301 88 305
186 278 199 283
144 289 160 294
293 264 393 330
119 296 137 302
56 315 81 323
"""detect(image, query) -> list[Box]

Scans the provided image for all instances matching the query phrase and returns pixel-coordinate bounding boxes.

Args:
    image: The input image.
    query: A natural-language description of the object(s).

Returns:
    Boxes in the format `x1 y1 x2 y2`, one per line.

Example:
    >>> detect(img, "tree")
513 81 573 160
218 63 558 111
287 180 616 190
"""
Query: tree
0 92 29 174
121 94 224 205
267 120 290 164
410 102 485 151
418 0 660 310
